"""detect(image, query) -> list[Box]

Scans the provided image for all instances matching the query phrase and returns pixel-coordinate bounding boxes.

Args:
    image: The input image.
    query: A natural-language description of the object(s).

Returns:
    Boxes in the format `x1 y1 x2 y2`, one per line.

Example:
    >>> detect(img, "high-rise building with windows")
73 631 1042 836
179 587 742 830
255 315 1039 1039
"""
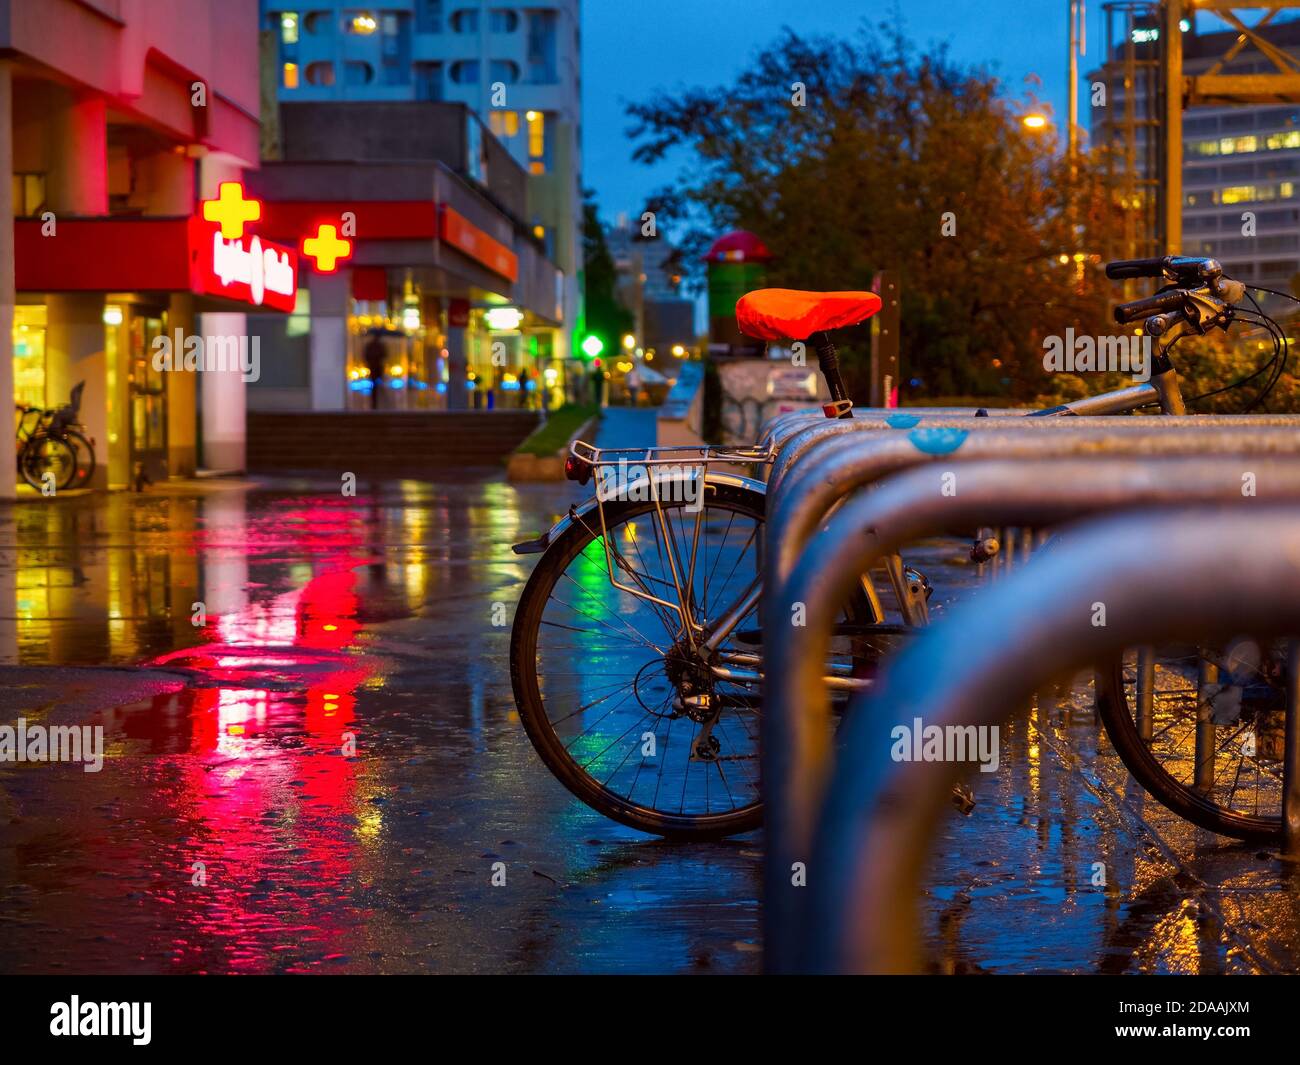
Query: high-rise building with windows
1090 17 1300 294
261 1 582 348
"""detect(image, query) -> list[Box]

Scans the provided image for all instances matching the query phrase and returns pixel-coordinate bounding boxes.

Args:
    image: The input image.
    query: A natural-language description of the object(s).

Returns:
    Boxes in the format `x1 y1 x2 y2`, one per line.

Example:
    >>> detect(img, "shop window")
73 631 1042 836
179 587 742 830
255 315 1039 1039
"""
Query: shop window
306 61 335 86
11 172 46 217
12 304 48 409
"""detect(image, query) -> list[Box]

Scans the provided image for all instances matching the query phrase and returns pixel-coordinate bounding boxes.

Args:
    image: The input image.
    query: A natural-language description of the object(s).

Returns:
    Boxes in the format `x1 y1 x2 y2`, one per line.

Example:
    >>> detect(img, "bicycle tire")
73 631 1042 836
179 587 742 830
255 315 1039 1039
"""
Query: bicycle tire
64 428 96 488
511 482 878 839
19 434 78 492
1096 655 1282 843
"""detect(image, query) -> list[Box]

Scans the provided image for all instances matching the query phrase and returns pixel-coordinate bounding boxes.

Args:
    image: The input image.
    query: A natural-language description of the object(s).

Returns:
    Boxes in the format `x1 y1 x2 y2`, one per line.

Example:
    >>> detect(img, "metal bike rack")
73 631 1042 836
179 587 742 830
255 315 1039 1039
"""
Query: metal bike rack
758 406 1024 451
766 418 1300 590
761 453 1300 972
767 412 1300 493
801 506 1300 973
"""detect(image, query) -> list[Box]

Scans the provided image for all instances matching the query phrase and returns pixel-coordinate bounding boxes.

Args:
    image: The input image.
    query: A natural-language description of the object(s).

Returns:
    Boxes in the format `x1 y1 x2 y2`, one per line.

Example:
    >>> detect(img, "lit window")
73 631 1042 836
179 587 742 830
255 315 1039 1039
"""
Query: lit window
1217 135 1258 155
527 109 544 159
1266 130 1300 151
489 110 519 137
529 161 545 175
283 62 299 88
280 12 299 44
350 12 378 34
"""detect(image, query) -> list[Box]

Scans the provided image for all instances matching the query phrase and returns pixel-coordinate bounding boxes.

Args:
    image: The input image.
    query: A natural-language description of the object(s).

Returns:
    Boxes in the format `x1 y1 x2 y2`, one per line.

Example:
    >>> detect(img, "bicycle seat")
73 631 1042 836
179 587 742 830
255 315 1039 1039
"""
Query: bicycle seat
736 288 882 341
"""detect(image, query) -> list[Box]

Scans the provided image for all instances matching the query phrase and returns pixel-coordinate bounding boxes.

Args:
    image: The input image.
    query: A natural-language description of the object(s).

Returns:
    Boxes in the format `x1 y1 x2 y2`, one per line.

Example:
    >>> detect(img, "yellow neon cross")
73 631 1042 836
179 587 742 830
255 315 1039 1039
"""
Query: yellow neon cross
202 182 261 240
302 224 352 272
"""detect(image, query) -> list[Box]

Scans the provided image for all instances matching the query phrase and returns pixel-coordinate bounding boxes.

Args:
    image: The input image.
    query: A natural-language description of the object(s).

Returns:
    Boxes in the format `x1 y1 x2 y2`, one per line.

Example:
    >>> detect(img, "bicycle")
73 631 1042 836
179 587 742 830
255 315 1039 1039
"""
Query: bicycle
509 260 1297 840
15 382 96 492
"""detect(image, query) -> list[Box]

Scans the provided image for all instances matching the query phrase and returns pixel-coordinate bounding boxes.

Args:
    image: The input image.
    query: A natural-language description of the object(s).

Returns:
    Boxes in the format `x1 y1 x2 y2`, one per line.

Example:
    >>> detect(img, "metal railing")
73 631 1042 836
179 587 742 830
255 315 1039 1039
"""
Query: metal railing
761 446 1300 972
802 506 1300 973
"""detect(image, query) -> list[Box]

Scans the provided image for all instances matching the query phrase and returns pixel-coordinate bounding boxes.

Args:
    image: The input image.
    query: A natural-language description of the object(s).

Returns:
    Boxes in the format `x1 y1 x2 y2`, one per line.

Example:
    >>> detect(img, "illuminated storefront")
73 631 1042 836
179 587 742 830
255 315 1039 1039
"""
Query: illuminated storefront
243 103 570 416
13 207 299 488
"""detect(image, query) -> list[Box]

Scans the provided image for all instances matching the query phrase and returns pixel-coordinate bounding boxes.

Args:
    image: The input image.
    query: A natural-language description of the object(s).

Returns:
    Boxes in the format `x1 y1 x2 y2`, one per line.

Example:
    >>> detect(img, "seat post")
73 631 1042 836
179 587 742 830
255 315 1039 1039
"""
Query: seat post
810 331 853 418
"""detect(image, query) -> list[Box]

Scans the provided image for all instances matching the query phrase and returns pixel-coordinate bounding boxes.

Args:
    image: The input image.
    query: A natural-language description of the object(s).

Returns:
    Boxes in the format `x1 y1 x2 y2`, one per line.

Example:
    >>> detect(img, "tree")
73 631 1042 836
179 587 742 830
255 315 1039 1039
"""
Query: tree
626 24 1124 402
581 188 634 351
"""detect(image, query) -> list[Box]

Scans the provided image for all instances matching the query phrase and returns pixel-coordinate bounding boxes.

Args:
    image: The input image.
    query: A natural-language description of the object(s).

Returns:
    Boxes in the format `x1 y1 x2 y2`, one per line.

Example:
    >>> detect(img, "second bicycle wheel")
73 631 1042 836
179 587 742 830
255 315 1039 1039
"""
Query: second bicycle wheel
1096 639 1290 843
20 434 78 492
510 481 884 839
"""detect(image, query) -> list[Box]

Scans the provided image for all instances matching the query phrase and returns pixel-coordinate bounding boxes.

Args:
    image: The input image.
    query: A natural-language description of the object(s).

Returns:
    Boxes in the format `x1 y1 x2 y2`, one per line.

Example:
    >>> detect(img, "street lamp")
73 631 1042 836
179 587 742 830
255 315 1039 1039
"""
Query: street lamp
622 333 636 350
1022 113 1049 131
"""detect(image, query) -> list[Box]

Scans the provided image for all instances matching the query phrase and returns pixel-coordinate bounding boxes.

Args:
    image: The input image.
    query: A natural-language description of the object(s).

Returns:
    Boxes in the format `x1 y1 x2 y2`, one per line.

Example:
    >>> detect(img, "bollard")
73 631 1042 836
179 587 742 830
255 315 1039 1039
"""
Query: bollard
803 506 1300 972
762 454 1300 973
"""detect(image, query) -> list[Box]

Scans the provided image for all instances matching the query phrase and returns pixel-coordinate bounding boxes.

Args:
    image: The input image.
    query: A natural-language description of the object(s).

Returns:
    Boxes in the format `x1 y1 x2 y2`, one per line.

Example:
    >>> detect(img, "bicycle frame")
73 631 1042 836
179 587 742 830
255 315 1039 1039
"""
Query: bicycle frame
529 327 1194 698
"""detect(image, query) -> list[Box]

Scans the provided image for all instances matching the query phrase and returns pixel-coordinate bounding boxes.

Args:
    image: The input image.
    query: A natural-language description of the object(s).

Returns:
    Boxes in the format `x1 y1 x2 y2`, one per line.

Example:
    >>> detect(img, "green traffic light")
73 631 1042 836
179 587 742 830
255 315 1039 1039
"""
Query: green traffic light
580 334 604 359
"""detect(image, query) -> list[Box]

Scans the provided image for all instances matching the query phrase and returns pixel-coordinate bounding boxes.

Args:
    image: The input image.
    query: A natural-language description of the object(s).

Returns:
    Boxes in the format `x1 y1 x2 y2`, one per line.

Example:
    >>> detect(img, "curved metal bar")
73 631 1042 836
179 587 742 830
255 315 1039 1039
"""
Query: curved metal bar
807 505 1300 972
757 407 1023 450
763 455 1300 972
767 420 1300 592
768 412 1300 494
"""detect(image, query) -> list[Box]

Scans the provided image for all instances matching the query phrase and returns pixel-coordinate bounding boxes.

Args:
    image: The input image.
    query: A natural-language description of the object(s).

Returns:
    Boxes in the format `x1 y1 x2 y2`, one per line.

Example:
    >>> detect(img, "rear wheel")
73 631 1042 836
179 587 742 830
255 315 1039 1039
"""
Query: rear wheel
510 483 886 839
64 428 96 488
1096 640 1289 842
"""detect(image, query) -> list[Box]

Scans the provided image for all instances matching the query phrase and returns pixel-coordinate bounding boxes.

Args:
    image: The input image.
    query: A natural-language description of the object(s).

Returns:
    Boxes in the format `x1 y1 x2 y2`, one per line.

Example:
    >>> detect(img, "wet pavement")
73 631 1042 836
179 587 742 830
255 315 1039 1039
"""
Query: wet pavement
1 406 1299 974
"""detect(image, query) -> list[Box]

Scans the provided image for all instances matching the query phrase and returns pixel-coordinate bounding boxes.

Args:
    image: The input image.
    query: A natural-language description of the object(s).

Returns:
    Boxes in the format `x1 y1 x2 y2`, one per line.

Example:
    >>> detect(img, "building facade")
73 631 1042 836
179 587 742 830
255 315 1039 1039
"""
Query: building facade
1091 17 1300 294
246 99 567 411
259 0 581 386
2 0 283 497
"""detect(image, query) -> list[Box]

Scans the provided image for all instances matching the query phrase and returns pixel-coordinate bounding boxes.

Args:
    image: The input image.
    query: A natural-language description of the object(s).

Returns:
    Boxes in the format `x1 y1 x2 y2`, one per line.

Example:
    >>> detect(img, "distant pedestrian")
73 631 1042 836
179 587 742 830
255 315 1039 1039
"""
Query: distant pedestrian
625 364 642 407
518 366 531 410
363 332 386 410
590 366 606 407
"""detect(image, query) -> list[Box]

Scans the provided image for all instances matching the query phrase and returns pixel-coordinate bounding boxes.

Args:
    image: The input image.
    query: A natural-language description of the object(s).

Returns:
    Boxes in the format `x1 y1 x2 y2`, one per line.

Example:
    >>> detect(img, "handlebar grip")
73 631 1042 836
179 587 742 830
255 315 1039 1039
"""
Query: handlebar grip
1105 257 1168 280
1114 289 1186 324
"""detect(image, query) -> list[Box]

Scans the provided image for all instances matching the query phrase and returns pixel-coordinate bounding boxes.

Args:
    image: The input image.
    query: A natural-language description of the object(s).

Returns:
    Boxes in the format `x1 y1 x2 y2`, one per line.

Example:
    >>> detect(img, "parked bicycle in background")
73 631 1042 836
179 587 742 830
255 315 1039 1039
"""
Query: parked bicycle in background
14 382 97 492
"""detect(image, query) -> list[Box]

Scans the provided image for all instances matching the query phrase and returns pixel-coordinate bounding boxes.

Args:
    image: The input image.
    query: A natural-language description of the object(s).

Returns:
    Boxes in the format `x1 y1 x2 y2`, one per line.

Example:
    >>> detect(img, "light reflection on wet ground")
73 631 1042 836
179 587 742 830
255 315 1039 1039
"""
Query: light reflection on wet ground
1 435 1298 972
0 470 760 973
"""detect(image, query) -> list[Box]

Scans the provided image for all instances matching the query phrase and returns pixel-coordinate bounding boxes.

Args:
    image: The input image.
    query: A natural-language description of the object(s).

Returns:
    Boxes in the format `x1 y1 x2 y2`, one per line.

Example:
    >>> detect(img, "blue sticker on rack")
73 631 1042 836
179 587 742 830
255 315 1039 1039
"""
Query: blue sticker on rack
908 427 969 454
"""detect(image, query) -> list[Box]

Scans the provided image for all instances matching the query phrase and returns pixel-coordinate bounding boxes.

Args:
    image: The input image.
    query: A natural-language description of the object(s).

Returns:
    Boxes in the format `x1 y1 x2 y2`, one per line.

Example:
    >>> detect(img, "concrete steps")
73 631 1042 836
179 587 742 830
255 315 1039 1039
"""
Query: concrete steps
246 410 541 472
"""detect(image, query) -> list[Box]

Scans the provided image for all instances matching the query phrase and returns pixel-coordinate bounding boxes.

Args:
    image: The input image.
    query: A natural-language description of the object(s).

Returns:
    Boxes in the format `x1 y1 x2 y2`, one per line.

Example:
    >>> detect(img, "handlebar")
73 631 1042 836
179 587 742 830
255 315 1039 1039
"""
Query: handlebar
1113 289 1187 324
1105 257 1168 280
1105 255 1223 284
